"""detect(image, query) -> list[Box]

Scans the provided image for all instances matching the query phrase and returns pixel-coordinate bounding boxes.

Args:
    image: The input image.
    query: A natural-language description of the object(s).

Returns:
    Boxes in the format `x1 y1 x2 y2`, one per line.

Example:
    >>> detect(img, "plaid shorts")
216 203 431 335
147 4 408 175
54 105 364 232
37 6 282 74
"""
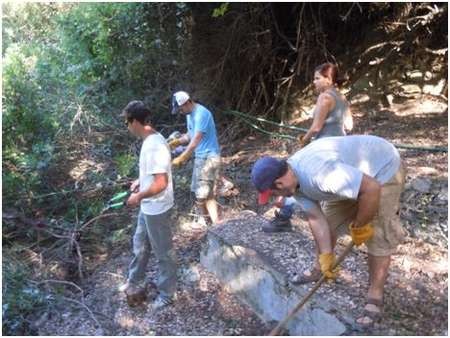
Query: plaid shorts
322 164 406 256
191 156 221 199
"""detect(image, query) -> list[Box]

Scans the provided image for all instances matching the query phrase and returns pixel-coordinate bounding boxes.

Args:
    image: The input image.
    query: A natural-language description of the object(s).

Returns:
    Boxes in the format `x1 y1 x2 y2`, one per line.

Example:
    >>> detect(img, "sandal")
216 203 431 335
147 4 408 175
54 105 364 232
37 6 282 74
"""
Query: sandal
291 267 322 285
356 298 384 328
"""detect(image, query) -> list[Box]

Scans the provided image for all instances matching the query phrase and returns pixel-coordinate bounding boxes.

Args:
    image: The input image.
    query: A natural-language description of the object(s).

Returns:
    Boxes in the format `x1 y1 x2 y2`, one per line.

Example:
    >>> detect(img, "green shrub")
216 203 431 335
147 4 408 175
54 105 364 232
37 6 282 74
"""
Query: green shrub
2 254 47 335
114 153 136 178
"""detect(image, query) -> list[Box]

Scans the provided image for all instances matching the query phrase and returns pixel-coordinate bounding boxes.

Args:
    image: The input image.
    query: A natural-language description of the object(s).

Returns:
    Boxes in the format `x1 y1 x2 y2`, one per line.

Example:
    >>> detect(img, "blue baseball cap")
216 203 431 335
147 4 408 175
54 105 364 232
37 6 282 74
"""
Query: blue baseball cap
251 156 286 205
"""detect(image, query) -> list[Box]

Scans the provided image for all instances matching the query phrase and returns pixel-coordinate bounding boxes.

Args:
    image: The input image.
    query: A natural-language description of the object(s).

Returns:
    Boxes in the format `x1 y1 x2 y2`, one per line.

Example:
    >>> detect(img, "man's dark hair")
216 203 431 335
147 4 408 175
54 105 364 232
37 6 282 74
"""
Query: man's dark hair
277 160 289 179
121 100 151 125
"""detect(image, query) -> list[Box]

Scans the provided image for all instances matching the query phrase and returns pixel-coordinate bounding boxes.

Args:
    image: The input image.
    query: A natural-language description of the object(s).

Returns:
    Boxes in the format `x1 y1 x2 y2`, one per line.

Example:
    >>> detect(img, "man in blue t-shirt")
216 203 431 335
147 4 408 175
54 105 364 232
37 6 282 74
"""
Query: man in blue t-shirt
169 91 221 225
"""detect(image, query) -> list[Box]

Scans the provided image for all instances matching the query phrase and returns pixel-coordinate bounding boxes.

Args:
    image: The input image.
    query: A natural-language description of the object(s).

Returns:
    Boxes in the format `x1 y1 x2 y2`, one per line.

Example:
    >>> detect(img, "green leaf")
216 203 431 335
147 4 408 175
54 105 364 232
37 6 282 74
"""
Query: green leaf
212 3 229 18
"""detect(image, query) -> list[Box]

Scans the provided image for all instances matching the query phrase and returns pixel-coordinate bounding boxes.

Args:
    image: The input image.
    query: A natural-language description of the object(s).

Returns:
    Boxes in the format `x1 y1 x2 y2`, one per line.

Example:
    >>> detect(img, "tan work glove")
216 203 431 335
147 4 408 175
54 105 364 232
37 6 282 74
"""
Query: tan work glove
319 253 338 281
168 138 182 150
297 135 309 148
349 222 374 246
172 151 192 167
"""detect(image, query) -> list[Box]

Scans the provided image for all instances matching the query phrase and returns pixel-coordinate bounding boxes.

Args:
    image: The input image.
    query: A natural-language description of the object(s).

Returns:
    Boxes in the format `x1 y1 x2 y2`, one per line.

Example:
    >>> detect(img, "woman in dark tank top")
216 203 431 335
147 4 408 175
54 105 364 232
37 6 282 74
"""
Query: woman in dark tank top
266 63 354 243
300 63 353 145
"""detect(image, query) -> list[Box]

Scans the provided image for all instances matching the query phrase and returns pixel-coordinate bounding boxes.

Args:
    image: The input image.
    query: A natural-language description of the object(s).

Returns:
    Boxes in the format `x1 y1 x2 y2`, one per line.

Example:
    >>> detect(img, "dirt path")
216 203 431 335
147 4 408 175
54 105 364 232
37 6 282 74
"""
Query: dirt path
35 95 447 335
36 227 268 335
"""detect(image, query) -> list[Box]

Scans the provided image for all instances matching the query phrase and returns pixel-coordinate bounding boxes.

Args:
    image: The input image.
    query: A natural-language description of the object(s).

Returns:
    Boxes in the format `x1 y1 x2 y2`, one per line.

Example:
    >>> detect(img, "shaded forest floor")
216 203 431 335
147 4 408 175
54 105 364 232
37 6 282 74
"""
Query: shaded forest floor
29 94 448 335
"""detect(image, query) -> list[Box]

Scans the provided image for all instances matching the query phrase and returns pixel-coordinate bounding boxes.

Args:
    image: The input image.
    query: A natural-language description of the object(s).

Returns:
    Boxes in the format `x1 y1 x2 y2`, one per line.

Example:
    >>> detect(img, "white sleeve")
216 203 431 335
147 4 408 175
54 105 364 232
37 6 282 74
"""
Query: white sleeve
144 143 171 175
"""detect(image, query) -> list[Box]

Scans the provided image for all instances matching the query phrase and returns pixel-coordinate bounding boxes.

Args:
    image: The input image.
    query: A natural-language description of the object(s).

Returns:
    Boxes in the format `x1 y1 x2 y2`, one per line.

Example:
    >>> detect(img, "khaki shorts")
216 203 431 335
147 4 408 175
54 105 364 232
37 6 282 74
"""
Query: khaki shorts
322 164 406 256
191 156 221 199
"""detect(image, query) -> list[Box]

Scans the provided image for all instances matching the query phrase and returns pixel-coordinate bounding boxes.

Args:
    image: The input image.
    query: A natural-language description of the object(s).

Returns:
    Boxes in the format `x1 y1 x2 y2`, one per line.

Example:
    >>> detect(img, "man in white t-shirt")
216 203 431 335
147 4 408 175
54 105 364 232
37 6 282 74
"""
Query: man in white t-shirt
119 100 177 310
251 135 406 328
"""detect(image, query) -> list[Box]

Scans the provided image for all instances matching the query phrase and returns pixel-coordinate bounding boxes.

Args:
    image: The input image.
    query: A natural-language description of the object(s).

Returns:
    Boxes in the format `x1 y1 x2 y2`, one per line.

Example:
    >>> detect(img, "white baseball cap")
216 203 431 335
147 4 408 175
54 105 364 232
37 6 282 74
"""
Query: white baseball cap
171 91 190 114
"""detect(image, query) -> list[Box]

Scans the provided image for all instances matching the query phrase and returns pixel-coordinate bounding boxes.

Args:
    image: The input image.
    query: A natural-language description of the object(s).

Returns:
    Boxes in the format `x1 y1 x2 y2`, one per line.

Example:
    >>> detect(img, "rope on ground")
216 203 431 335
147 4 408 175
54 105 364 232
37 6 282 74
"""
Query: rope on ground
223 110 295 140
20 178 131 201
393 143 447 153
223 109 447 153
223 109 308 133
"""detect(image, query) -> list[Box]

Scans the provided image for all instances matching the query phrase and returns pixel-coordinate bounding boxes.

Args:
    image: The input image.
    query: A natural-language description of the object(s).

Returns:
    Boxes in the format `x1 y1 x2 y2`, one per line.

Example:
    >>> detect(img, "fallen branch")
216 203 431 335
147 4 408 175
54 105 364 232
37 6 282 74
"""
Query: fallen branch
32 279 84 296
30 278 103 330
3 209 72 240
62 296 103 330
79 212 119 231
4 207 123 281
72 239 84 279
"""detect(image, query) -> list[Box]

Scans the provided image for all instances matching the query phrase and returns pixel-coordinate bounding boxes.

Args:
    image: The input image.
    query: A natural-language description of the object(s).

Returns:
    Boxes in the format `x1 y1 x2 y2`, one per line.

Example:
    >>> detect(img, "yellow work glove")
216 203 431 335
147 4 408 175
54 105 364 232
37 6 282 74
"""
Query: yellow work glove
168 138 182 150
172 151 191 167
297 135 309 148
319 253 338 280
349 223 374 246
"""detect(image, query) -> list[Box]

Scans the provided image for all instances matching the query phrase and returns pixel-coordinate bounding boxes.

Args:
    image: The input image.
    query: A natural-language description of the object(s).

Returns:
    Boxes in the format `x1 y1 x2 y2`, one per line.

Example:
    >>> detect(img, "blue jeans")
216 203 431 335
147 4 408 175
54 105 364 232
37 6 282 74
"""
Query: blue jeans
278 199 295 219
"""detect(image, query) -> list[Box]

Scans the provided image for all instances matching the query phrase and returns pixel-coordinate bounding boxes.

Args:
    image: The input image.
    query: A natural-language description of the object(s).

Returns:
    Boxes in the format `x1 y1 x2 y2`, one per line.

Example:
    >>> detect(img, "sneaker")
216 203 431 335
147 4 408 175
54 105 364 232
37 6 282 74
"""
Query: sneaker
151 295 175 311
118 280 131 292
197 216 209 227
262 211 292 233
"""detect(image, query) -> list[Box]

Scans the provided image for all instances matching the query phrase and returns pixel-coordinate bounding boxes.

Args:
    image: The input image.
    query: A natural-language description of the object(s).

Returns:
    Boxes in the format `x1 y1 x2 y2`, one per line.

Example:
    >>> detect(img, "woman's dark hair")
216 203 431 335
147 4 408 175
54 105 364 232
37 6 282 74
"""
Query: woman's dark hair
315 63 345 87
121 100 151 125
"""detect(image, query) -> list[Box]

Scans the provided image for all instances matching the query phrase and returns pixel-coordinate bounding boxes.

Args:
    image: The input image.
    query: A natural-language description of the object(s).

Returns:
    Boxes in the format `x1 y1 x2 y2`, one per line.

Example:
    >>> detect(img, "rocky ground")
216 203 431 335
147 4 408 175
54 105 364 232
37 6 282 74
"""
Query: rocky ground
33 94 447 335
207 210 448 336
34 227 267 336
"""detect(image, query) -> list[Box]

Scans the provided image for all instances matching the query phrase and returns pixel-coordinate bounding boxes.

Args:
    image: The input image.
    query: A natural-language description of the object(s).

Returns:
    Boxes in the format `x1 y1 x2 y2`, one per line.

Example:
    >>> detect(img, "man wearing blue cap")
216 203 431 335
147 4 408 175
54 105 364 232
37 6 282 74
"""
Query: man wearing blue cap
168 91 221 226
251 135 406 328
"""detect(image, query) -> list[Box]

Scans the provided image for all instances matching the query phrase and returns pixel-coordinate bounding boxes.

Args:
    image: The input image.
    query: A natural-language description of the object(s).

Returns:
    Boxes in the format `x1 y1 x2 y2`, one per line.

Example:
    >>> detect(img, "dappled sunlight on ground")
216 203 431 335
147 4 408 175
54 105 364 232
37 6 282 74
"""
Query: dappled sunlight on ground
393 97 447 116
69 159 107 181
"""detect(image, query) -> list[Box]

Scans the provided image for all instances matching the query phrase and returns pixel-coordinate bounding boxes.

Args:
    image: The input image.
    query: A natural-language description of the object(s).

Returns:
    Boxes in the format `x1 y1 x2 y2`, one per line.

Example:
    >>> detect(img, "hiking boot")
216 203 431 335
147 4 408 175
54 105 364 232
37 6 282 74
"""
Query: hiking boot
151 294 175 311
262 211 292 233
125 284 147 307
